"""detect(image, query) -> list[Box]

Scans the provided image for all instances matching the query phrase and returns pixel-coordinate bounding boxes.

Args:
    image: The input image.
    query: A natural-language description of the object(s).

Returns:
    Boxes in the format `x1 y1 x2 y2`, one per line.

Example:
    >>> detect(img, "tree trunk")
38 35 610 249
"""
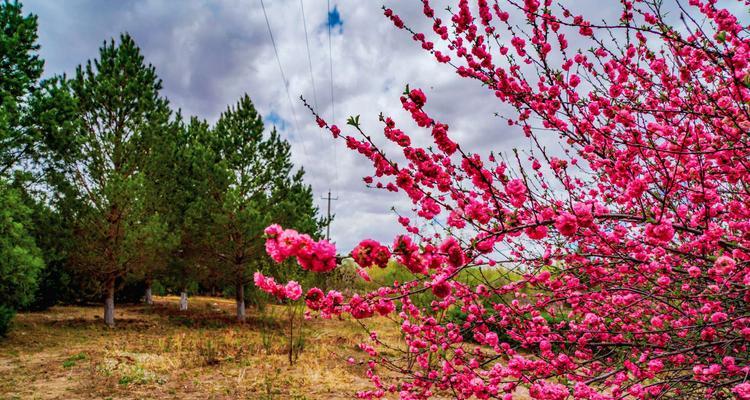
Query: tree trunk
104 277 115 327
236 282 245 323
179 291 188 311
144 280 153 305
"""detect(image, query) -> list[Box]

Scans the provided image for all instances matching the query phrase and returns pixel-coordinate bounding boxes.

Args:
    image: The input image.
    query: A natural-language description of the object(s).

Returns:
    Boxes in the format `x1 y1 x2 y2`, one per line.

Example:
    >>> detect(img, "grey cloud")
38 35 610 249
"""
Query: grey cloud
26 0 655 251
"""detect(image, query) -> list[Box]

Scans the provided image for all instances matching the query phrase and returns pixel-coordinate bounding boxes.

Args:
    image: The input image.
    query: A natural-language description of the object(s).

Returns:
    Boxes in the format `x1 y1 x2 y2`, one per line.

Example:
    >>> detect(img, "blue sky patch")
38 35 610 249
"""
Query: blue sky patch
264 111 287 131
327 5 343 33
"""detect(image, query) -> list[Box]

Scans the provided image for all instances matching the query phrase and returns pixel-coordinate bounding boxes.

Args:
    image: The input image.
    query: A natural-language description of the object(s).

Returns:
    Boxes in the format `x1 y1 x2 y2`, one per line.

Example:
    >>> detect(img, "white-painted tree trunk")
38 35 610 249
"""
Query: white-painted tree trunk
145 285 153 305
104 278 115 327
179 291 188 311
236 282 245 322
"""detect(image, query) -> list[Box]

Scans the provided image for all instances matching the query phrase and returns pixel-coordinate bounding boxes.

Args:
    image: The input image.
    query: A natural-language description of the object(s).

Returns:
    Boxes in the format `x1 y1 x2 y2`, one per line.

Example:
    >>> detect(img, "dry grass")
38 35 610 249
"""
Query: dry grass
0 296 393 400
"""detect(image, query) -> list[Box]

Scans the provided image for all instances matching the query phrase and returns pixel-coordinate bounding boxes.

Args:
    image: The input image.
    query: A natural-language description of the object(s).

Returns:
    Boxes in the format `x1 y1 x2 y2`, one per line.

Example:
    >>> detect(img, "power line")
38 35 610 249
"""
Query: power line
326 0 341 189
326 0 335 123
299 0 335 188
299 0 318 110
259 0 300 135
263 0 341 241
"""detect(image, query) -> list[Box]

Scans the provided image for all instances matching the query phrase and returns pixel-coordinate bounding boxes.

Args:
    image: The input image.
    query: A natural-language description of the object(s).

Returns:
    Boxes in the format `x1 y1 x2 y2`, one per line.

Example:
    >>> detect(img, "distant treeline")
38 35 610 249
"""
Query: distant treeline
0 1 325 334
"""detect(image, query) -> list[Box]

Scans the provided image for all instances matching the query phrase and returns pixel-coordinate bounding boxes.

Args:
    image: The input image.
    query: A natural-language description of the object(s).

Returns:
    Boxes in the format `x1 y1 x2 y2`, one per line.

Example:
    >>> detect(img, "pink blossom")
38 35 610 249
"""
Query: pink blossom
352 239 391 269
713 256 736 275
431 280 451 299
273 3 750 398
529 381 569 400
733 383 750 400
554 212 578 236
505 178 527 207
284 281 302 300
485 332 499 347
648 359 664 373
645 222 675 242
525 225 548 240
253 272 300 301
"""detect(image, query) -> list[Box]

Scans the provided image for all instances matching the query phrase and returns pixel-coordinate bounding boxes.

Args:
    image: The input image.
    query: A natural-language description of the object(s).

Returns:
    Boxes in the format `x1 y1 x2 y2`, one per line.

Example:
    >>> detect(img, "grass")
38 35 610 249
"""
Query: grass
0 296 394 399
62 352 86 368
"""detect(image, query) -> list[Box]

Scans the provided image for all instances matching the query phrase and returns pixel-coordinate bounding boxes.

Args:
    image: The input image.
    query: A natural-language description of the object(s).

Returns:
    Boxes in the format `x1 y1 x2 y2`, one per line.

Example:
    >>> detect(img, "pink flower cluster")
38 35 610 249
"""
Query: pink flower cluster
352 239 391 269
303 287 344 315
504 179 527 207
286 1 750 398
733 383 750 400
264 224 337 273
253 272 302 301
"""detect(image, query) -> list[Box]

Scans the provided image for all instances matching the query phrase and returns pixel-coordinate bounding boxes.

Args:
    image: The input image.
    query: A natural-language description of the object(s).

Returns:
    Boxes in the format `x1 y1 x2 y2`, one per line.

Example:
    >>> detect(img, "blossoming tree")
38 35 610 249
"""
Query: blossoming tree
257 0 750 398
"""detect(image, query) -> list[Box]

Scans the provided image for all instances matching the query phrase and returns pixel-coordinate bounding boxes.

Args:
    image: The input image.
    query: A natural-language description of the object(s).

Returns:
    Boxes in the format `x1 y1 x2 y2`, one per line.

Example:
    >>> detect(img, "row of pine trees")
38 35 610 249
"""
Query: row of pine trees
0 1 322 333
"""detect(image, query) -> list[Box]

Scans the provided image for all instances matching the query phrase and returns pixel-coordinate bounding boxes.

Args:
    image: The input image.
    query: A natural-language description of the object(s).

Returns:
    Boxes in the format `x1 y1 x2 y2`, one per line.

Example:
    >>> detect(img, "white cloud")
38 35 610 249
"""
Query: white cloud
29 0 729 251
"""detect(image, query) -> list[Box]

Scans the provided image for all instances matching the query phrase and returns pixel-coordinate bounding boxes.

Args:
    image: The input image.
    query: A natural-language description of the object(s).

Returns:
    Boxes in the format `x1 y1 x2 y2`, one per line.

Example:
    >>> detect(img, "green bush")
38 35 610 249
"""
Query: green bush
445 305 519 345
0 305 15 337
442 266 534 346
151 280 166 296
0 182 44 336
444 301 567 347
26 260 71 310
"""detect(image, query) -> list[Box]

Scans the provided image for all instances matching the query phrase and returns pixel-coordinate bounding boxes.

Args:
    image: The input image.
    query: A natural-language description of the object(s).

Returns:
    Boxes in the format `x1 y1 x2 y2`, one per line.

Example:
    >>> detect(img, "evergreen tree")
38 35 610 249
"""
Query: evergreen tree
0 0 43 176
141 115 213 308
24 76 96 308
207 95 320 322
0 180 43 335
45 34 173 326
0 0 45 335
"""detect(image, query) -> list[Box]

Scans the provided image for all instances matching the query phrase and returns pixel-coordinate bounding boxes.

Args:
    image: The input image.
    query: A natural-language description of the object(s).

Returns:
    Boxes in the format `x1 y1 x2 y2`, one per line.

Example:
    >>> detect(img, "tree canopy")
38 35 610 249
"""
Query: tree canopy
0 10 322 330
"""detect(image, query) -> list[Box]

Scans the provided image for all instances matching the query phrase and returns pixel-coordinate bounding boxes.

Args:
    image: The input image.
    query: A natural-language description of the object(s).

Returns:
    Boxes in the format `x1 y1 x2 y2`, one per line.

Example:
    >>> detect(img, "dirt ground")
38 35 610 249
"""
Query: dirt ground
0 296 393 400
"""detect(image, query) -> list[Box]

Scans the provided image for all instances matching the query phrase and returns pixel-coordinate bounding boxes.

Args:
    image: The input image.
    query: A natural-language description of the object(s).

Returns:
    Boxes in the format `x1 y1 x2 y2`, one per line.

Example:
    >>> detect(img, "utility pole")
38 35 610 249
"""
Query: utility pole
321 189 338 241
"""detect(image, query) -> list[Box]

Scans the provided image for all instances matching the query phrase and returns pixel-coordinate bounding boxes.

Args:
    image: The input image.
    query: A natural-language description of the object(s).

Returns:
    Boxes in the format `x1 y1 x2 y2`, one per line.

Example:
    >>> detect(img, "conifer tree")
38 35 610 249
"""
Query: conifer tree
0 0 43 175
46 34 172 326
208 95 320 322
0 0 44 335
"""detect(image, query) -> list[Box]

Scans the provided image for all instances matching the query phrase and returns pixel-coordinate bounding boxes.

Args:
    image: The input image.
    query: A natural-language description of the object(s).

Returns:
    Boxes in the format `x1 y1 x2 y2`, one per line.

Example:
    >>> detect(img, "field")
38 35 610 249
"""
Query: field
0 296 396 400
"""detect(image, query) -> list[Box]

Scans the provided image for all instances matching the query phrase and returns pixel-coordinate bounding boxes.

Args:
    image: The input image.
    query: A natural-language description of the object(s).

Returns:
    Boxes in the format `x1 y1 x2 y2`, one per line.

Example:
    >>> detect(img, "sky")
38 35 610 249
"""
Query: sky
25 0 502 252
23 0 745 252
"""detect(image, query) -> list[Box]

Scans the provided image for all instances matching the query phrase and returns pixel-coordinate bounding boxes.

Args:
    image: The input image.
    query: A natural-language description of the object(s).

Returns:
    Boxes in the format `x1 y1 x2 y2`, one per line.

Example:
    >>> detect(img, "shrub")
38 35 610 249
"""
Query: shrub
0 182 43 335
0 305 15 337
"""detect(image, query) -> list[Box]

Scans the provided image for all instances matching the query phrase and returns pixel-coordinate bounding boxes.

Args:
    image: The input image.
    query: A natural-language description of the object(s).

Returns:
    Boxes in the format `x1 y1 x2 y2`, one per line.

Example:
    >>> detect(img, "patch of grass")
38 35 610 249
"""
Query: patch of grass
167 314 195 327
115 364 164 386
62 352 87 368
197 338 220 365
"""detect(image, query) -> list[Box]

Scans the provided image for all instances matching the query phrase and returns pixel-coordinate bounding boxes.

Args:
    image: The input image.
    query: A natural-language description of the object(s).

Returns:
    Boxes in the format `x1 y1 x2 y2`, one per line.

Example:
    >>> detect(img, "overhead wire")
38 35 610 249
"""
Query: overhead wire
261 0 342 235
300 0 334 187
326 0 341 190
299 0 319 110
259 0 309 158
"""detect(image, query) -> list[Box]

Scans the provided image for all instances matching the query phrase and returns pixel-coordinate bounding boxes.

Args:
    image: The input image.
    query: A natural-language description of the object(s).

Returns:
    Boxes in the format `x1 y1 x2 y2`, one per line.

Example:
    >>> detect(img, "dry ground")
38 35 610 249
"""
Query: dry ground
0 296 397 400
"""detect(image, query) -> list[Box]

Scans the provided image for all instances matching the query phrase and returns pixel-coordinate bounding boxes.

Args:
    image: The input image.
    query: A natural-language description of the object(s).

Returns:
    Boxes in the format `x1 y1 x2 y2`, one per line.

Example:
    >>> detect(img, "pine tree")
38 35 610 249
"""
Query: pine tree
207 95 320 322
24 76 92 308
0 0 44 176
45 33 173 326
0 180 43 335
0 0 45 336
141 115 214 308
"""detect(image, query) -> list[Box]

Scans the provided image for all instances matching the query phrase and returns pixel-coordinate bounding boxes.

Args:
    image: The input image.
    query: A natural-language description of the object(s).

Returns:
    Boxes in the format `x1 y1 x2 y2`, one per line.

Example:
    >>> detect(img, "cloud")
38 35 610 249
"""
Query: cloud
27 0 452 252
25 0 714 252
